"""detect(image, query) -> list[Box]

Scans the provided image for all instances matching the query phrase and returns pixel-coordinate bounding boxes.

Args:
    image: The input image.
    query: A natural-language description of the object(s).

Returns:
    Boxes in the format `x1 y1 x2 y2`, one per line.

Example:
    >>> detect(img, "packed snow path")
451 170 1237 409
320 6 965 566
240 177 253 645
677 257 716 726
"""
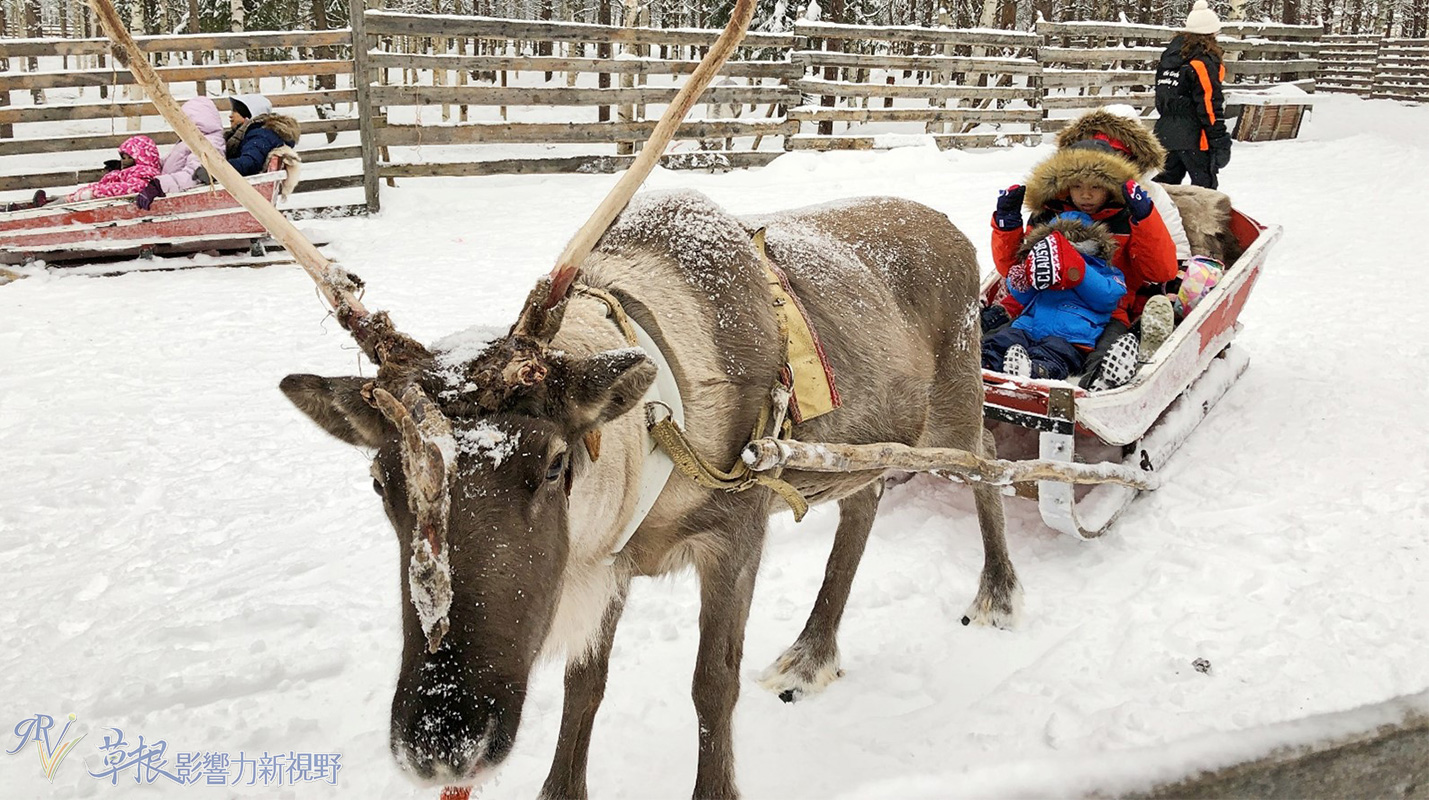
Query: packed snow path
2 94 1426 798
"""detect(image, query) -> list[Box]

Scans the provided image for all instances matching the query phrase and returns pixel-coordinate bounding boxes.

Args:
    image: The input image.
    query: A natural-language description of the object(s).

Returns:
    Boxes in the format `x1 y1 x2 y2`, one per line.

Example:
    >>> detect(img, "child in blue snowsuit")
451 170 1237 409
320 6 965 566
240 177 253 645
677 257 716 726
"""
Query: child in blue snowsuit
983 212 1127 381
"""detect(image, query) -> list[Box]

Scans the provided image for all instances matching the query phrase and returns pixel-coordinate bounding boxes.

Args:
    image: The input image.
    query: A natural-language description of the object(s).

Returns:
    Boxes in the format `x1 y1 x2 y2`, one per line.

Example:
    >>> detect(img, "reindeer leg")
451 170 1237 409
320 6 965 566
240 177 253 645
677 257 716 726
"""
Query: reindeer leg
758 482 880 703
962 429 1022 629
690 503 768 800
539 584 629 800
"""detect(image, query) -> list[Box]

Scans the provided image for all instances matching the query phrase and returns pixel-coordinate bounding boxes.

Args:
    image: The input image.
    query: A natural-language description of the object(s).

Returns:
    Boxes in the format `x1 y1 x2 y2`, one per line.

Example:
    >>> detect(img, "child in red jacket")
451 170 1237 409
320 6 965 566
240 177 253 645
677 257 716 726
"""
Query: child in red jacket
984 142 1179 388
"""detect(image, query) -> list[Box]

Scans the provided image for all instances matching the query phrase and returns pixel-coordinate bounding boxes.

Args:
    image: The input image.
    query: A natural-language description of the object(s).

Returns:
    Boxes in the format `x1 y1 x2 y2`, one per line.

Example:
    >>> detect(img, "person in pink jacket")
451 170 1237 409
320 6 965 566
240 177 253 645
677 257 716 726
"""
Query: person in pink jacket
67 135 161 202
134 97 226 209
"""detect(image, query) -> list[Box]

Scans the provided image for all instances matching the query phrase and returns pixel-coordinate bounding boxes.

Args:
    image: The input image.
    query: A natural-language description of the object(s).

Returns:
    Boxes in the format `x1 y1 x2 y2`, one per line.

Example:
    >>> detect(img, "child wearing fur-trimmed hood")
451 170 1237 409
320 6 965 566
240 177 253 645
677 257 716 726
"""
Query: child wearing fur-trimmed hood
983 134 1179 387
983 212 1131 384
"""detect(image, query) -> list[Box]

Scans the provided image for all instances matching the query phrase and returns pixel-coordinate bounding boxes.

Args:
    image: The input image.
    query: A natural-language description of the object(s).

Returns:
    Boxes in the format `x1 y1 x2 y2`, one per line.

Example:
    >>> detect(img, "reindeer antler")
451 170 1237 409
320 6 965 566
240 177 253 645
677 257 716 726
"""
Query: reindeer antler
535 0 758 314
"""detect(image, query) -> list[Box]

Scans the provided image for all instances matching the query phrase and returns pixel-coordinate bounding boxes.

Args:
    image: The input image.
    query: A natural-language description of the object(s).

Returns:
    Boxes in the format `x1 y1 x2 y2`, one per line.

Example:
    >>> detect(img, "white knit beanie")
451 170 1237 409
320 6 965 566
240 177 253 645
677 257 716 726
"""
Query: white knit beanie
1184 0 1222 34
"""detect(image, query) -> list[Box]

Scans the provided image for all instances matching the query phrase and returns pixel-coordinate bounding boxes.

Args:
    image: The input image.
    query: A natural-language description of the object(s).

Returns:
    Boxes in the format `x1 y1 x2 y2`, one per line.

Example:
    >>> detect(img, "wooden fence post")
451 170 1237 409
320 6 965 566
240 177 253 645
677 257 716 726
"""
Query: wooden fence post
350 0 382 213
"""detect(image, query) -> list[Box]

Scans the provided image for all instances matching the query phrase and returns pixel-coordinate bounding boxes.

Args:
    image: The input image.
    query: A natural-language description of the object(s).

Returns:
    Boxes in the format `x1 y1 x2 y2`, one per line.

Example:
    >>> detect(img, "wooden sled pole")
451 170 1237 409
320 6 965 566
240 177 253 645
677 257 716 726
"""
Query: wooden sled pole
742 438 1163 491
86 0 366 323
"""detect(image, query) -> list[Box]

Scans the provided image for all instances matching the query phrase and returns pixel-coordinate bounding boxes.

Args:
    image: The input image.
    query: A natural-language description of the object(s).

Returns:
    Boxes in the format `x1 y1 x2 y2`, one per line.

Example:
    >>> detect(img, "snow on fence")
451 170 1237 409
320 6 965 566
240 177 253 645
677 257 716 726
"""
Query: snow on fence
1319 35 1429 103
0 29 367 211
1037 19 1322 132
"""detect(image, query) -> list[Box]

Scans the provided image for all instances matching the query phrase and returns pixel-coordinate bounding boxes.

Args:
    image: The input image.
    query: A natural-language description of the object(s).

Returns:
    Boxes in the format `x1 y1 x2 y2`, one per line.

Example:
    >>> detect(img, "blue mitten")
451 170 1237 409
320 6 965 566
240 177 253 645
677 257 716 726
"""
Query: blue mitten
993 184 1026 231
1122 180 1154 222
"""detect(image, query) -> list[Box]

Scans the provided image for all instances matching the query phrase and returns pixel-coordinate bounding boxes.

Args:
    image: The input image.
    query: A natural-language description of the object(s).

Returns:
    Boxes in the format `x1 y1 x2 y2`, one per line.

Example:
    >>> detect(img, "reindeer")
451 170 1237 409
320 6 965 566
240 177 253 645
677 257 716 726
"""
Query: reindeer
89 1 1019 798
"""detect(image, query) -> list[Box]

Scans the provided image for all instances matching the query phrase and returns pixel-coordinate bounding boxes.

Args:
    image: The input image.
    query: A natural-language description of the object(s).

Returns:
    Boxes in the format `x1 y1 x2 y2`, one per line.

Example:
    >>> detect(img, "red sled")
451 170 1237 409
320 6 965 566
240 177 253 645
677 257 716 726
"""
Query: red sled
0 168 288 266
979 209 1281 539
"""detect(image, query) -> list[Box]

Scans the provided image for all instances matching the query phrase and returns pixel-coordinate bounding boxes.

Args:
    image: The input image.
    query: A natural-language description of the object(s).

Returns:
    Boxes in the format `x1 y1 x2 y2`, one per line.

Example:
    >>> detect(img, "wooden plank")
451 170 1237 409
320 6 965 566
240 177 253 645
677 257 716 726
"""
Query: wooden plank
0 168 104 192
1221 40 1322 55
291 174 365 193
364 11 793 48
0 117 365 157
0 58 353 92
367 52 802 79
298 144 366 163
786 131 1040 150
369 84 799 107
1225 59 1318 76
379 150 783 178
1038 46 1162 63
1041 92 1154 109
0 29 350 58
377 118 798 146
793 78 1038 101
1220 21 1325 38
788 106 1042 123
1036 20 1174 38
0 89 357 126
1040 69 1155 87
793 20 1037 47
790 50 1040 74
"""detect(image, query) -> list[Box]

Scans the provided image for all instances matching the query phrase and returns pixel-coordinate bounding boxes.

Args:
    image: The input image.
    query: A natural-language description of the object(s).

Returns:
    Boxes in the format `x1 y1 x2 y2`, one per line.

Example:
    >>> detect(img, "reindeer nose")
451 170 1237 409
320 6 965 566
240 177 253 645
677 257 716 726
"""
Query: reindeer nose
391 680 521 784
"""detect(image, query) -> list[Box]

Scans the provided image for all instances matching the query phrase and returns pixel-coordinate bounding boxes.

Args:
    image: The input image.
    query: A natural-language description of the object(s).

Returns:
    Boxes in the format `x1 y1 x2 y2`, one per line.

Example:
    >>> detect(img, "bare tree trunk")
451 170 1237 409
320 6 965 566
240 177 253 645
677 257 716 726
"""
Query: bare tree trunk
1282 0 1299 24
597 0 611 123
188 0 203 94
0 4 10 139
25 0 42 105
616 0 640 155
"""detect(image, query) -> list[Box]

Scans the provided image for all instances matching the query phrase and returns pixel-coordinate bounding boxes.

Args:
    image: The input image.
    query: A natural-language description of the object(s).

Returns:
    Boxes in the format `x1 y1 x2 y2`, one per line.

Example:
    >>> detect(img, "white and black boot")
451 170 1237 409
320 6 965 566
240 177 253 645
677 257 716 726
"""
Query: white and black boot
1138 295 1175 361
1092 333 1139 390
1003 344 1033 378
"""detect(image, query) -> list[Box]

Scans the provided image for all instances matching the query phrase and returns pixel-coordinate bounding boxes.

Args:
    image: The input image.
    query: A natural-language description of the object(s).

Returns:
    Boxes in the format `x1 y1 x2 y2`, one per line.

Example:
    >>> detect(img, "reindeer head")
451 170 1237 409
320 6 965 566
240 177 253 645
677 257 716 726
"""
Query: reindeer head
281 278 656 785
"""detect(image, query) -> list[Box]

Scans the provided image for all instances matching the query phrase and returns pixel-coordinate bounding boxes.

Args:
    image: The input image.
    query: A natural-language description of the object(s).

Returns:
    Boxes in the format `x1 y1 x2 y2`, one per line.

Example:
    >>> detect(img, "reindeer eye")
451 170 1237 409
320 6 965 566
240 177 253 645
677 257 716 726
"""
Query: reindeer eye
545 452 568 483
372 478 384 496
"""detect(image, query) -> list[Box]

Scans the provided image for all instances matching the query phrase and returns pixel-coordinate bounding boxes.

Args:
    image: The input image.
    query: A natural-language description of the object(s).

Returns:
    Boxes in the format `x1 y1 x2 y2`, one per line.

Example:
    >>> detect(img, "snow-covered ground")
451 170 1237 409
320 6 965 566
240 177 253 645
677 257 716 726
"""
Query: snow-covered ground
3 93 1427 798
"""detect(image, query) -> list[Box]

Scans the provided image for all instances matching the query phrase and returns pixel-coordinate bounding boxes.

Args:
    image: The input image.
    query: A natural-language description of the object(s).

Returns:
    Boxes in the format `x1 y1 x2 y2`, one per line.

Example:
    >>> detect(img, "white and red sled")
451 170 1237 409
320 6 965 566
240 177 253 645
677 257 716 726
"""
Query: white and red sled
977 209 1281 538
741 208 1279 541
0 168 289 266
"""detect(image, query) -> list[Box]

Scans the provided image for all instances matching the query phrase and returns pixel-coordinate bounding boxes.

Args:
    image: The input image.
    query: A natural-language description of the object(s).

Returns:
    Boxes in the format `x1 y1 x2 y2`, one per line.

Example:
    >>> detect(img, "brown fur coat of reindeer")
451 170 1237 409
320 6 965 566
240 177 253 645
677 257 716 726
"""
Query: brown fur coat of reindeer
282 190 1020 799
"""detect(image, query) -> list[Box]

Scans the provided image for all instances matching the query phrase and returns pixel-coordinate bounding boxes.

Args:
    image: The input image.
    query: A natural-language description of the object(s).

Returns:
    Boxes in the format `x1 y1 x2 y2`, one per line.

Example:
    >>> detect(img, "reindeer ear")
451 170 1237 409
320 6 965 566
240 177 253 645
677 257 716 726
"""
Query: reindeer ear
280 374 389 448
561 349 658 430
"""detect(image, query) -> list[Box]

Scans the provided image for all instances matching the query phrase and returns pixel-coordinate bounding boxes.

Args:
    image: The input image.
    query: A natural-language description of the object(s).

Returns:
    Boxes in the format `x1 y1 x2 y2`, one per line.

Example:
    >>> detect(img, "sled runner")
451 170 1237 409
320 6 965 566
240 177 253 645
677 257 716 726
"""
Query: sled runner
977 208 1280 538
0 165 290 267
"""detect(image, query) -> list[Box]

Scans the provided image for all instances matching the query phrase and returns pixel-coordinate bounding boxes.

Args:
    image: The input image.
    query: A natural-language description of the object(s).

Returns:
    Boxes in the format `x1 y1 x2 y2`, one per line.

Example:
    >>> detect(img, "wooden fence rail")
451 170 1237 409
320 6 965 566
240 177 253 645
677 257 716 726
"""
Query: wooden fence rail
20 14 1429 220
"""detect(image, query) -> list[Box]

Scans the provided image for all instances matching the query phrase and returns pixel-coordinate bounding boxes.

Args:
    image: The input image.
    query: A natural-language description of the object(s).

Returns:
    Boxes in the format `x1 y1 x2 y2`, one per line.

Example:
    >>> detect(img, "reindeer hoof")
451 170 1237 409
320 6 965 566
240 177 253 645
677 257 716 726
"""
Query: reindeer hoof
758 644 843 703
962 581 1023 630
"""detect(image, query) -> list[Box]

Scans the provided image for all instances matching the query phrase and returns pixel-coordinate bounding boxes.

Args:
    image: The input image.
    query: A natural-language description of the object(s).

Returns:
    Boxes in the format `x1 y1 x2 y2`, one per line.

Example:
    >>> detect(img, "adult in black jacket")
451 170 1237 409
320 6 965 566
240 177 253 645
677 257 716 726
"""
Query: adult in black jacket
1152 0 1231 189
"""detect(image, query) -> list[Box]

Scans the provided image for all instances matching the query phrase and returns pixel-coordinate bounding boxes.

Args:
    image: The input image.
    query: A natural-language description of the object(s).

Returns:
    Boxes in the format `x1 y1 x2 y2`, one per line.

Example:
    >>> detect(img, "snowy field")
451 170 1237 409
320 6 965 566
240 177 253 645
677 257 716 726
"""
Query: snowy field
3 93 1428 798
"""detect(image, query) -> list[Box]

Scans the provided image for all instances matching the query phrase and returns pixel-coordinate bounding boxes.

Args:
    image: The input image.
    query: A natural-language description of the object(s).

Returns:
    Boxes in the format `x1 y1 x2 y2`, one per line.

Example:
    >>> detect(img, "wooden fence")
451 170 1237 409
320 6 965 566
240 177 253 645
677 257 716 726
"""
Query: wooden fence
1320 34 1429 102
0 29 365 211
361 10 801 185
786 20 1042 151
0 13 1347 216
